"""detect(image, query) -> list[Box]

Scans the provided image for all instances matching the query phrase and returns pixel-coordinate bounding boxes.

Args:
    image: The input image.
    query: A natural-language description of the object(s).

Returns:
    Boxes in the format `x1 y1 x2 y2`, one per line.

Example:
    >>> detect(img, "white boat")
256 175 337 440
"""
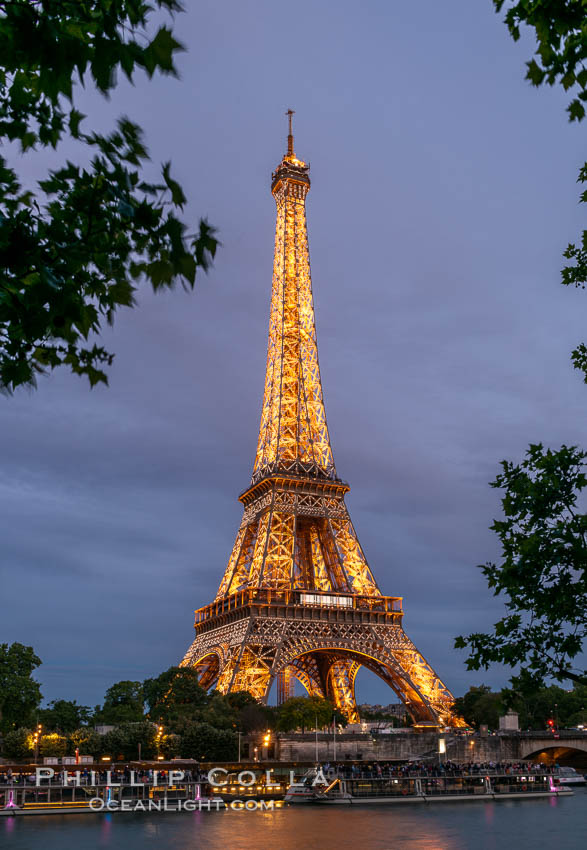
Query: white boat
284 771 574 805
555 767 586 787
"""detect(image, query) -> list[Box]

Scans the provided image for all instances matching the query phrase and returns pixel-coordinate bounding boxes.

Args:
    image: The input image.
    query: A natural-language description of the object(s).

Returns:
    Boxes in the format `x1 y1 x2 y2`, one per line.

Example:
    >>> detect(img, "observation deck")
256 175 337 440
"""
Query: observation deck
194 587 403 633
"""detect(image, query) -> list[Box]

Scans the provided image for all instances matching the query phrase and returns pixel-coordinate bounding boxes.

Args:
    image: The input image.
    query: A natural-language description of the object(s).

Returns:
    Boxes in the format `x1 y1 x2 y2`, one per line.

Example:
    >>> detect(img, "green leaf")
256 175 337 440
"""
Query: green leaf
568 99 586 122
526 59 545 87
162 162 187 207
69 109 86 138
21 131 37 151
143 27 185 76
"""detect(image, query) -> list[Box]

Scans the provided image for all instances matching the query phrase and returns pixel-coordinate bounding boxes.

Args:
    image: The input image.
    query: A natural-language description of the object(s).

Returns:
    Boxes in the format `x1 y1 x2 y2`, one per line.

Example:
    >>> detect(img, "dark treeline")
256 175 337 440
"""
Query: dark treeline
453 684 587 731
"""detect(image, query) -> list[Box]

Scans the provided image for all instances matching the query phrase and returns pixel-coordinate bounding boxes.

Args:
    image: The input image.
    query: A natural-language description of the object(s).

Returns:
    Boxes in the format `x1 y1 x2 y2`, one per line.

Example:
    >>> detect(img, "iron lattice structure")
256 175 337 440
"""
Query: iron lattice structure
182 116 462 727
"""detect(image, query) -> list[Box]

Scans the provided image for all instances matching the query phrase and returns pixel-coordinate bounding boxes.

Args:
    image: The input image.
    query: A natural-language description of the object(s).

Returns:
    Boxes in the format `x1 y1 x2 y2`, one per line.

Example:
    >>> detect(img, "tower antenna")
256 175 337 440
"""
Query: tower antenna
286 108 295 156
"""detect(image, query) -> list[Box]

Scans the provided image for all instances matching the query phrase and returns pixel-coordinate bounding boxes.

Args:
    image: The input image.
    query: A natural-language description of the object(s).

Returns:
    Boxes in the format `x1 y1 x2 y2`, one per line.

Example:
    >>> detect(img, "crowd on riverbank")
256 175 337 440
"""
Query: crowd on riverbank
330 761 556 779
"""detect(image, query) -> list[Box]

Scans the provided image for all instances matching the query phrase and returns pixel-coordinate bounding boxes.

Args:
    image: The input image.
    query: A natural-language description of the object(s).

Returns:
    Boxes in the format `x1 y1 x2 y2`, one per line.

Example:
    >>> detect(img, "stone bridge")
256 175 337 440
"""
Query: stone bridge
518 732 587 763
274 730 587 765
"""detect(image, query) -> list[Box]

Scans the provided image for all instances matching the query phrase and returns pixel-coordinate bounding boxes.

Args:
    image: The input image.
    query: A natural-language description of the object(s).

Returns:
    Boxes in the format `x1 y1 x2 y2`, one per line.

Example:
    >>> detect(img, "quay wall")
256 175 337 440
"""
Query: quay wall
274 732 587 763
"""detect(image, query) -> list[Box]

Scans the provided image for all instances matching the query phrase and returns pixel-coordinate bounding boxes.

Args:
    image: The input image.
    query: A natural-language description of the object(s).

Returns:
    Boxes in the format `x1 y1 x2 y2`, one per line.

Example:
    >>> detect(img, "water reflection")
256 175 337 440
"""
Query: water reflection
100 813 112 845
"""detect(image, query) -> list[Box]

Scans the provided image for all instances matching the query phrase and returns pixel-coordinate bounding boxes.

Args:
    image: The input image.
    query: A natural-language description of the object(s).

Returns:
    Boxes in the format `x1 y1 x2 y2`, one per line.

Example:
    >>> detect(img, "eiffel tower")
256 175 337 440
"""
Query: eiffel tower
182 113 461 727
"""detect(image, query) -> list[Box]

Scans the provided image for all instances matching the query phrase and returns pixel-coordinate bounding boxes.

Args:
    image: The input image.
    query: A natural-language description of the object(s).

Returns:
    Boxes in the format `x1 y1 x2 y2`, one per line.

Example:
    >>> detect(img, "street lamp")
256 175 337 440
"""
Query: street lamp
233 722 242 762
262 730 271 760
438 736 446 766
315 715 318 763
156 724 164 759
33 724 42 764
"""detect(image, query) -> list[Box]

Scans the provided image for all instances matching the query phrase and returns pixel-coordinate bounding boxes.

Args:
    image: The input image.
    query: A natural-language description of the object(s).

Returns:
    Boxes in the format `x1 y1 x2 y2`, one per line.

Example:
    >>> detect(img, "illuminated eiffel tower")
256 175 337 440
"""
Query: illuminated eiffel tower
182 113 461 726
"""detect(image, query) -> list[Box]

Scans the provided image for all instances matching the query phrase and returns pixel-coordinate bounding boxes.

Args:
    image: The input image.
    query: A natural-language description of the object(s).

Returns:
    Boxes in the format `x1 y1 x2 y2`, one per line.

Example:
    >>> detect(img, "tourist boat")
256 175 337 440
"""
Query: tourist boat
554 767 586 787
0 781 224 816
284 772 574 805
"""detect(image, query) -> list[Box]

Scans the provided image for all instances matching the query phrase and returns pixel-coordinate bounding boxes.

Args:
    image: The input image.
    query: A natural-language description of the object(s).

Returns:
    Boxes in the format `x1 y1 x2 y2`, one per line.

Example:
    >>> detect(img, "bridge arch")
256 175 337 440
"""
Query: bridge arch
521 739 587 759
522 739 587 767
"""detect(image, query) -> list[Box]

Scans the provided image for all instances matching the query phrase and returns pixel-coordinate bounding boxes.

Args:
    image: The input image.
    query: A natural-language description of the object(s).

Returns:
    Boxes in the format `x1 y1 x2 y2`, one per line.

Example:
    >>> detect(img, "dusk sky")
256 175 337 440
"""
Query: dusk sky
2 1 586 709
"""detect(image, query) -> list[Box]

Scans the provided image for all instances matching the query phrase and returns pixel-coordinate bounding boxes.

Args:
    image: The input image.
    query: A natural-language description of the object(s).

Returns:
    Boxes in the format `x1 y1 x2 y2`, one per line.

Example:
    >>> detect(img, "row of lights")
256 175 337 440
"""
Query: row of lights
213 785 283 793
156 724 164 760
33 723 42 758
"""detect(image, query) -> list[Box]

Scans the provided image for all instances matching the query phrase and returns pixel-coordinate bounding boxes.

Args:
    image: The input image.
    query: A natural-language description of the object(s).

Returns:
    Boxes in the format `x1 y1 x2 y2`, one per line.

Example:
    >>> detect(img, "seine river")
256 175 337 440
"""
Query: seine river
2 790 585 849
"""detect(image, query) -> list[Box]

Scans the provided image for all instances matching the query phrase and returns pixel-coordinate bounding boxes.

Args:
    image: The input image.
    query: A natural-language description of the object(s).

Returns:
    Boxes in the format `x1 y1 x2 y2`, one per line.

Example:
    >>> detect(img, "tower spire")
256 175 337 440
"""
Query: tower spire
255 113 333 484
286 108 295 157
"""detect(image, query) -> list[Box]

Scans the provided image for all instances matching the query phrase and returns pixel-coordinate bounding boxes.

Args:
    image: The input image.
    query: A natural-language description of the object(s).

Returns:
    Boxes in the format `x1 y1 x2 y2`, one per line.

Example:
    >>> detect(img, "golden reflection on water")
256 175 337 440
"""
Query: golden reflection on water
205 808 462 850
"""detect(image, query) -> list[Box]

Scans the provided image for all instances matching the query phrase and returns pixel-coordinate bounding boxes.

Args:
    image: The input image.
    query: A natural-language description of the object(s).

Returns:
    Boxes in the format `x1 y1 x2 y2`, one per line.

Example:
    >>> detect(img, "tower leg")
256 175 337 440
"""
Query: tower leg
326 658 361 724
218 644 276 701
276 668 295 704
